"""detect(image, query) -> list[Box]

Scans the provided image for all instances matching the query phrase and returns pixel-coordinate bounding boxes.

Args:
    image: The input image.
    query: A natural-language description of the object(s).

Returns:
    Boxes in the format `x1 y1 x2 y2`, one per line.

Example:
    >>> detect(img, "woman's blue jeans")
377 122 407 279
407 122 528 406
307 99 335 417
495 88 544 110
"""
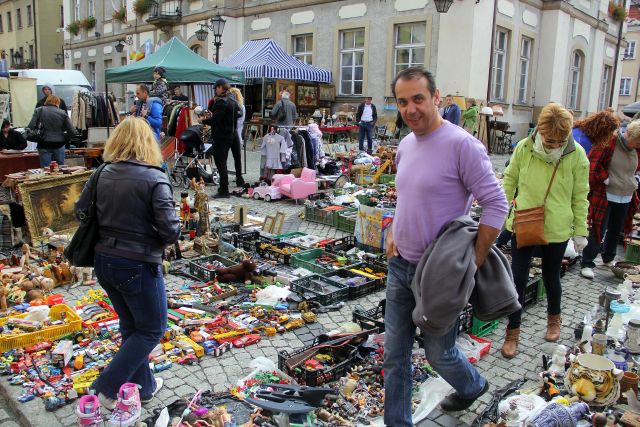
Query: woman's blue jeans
383 256 486 426
91 253 167 400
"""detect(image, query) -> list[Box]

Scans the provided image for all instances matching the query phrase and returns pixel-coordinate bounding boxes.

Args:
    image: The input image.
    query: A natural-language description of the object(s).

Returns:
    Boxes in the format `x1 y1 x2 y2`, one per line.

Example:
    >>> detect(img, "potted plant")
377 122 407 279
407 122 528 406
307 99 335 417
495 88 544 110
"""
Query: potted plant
609 1 627 21
81 16 97 30
66 21 80 36
133 0 152 16
112 7 127 23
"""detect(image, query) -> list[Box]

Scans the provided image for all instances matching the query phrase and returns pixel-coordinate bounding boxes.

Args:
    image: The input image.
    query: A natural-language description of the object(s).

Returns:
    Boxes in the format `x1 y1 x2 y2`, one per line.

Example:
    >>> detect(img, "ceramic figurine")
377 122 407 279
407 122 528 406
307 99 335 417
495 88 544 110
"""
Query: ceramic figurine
193 178 210 236
540 373 561 401
0 283 7 312
549 344 568 376
526 402 589 427
180 192 190 223
564 353 623 406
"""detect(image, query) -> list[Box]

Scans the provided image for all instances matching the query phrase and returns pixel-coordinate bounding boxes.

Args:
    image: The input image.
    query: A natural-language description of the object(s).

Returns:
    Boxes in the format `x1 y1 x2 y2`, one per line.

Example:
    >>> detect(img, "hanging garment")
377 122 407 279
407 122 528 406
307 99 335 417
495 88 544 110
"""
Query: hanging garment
175 106 191 143
299 129 315 170
261 133 287 169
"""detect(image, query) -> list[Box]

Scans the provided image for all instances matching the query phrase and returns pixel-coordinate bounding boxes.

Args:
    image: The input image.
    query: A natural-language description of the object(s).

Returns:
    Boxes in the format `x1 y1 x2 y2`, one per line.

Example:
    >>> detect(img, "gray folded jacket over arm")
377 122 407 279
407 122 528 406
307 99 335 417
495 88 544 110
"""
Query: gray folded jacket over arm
411 215 521 336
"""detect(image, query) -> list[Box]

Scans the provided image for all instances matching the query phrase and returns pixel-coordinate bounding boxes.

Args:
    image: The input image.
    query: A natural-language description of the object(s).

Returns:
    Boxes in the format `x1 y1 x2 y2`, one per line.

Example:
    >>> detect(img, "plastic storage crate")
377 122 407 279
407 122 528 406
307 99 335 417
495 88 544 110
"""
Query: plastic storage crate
325 236 356 253
290 274 349 305
378 174 396 184
230 231 261 252
189 254 235 281
352 300 473 336
291 249 334 274
347 262 387 287
627 243 640 264
324 266 380 300
355 241 384 255
524 276 542 307
471 317 500 338
335 208 358 233
0 304 82 351
255 241 302 265
278 337 358 386
274 232 307 241
304 205 337 226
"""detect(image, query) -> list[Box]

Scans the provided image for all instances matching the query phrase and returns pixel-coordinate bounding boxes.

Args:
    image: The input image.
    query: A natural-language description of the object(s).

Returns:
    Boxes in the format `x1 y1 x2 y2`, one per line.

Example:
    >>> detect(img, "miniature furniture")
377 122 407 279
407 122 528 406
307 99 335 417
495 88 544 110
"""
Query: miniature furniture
271 167 318 201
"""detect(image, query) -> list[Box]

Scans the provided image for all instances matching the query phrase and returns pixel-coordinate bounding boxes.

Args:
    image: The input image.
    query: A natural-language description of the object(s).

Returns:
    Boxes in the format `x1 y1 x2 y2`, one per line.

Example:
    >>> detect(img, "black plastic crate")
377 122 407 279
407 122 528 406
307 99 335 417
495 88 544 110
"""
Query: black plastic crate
278 338 359 386
353 300 473 337
325 236 356 254
230 231 261 252
347 262 388 287
355 241 384 255
324 266 379 300
524 275 543 307
290 274 349 305
188 254 235 281
255 241 302 265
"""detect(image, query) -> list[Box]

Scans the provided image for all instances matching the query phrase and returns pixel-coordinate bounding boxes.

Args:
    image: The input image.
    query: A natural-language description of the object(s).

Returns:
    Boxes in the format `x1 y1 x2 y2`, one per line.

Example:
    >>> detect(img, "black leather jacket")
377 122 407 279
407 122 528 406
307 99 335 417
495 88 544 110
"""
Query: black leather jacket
75 161 181 264
202 92 238 143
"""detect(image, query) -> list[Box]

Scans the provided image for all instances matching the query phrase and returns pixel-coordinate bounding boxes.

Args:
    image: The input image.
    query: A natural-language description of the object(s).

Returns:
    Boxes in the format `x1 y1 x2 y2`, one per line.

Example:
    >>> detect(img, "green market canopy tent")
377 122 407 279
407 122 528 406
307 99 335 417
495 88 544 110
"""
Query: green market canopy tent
104 37 245 84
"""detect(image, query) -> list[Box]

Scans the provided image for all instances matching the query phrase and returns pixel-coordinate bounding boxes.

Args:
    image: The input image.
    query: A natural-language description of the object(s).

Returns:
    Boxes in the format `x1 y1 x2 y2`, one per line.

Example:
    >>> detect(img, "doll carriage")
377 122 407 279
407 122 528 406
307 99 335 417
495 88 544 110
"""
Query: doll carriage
166 125 219 189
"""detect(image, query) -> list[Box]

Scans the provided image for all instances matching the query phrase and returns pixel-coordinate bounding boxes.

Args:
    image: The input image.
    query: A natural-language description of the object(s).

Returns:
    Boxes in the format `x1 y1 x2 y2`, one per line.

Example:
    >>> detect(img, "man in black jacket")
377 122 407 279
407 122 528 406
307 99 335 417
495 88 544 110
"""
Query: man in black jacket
35 84 68 111
202 78 237 198
356 96 377 153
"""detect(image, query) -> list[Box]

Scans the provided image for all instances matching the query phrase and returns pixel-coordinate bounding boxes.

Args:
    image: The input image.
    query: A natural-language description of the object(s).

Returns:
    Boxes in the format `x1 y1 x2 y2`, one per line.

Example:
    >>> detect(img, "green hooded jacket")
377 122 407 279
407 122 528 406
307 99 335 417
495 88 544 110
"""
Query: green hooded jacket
502 131 590 242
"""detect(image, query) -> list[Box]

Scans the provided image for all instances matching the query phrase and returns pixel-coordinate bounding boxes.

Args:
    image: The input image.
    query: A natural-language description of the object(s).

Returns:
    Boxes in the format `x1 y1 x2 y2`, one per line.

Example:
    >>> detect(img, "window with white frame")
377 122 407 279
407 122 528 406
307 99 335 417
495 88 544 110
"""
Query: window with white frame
625 41 636 60
88 0 95 17
491 28 509 101
7 12 12 32
292 34 313 64
620 77 632 96
89 62 96 90
73 0 80 21
339 29 365 96
598 65 612 110
16 9 21 29
567 50 584 110
26 5 32 27
393 22 426 75
517 37 532 104
74 63 81 72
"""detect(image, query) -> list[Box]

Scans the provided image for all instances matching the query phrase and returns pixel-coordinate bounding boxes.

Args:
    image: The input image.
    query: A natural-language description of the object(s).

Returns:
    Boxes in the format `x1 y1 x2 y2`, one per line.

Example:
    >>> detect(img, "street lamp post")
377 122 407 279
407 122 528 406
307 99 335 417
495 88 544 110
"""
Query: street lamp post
13 51 22 67
114 36 133 53
195 14 226 63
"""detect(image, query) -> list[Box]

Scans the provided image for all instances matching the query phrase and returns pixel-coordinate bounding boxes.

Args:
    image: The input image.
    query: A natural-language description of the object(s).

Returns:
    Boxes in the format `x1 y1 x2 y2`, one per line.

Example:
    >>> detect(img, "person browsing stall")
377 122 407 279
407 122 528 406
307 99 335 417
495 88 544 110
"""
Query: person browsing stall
384 66 509 425
442 94 461 126
29 95 74 167
36 84 68 111
129 84 163 140
0 119 27 150
201 78 237 198
75 117 180 422
271 91 298 126
500 103 589 358
356 96 377 153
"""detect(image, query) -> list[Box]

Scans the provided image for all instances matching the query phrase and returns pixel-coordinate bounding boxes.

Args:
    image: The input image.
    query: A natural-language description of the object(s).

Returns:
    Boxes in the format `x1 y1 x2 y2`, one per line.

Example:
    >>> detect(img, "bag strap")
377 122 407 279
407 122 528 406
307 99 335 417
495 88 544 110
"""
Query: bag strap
89 162 109 209
542 161 561 205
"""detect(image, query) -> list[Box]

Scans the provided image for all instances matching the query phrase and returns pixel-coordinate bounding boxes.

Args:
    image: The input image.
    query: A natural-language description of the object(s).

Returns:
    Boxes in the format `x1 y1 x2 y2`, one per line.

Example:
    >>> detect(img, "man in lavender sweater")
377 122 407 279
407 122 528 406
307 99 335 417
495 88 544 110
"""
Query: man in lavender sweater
384 67 508 424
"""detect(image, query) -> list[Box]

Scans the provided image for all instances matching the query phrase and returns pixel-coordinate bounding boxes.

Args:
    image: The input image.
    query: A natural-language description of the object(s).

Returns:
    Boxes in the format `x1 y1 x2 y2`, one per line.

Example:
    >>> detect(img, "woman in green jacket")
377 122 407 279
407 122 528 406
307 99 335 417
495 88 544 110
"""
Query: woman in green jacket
500 103 589 358
462 99 479 135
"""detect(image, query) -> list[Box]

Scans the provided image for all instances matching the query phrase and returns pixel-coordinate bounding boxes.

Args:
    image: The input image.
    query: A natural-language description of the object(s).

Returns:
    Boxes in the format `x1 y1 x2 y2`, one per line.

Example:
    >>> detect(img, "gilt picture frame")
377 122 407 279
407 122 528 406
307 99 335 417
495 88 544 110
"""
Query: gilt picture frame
18 171 92 244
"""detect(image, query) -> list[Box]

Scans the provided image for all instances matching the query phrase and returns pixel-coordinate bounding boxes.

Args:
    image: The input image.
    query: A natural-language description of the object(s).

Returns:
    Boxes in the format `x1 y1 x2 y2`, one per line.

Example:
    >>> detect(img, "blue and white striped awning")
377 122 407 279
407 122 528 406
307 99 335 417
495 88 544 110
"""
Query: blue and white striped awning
221 39 332 83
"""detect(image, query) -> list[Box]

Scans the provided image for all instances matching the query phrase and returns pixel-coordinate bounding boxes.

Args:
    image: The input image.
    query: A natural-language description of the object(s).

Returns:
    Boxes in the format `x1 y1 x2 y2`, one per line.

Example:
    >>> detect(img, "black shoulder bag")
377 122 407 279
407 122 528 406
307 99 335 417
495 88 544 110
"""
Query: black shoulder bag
27 108 44 144
64 163 109 267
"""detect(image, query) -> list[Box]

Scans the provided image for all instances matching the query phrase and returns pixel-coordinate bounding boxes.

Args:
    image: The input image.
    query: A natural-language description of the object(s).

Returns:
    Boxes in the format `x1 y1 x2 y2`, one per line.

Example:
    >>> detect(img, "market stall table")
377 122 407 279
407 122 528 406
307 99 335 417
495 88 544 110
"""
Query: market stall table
319 125 359 144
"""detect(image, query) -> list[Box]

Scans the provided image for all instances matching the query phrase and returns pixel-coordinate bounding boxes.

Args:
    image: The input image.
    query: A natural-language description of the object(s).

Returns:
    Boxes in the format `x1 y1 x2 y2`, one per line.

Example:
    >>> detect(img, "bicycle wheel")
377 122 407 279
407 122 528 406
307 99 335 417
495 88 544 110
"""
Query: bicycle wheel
168 170 183 188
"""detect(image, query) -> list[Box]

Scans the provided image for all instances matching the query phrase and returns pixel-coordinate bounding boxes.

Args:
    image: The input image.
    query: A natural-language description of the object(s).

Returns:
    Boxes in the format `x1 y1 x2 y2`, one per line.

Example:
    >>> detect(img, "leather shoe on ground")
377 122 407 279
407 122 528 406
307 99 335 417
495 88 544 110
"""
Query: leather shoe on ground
213 192 230 199
580 267 595 279
440 380 489 412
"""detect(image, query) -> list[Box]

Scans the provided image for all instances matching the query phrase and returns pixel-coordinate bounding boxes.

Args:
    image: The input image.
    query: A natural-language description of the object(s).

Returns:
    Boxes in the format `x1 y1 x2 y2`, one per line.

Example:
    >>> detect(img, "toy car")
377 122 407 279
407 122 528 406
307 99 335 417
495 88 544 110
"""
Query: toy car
25 342 52 353
177 354 197 365
252 184 282 202
284 318 305 331
232 334 261 348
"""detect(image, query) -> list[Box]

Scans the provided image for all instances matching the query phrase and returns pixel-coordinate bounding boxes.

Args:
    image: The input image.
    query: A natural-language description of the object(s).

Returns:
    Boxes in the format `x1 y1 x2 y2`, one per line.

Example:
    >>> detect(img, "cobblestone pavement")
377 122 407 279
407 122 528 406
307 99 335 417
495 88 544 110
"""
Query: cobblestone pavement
3 151 619 427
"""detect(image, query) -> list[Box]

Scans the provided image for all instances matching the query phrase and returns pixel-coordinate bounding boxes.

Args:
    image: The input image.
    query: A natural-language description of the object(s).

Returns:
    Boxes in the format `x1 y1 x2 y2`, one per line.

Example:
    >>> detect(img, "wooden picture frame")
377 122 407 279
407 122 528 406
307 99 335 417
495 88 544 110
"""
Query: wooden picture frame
319 85 335 102
276 80 296 103
273 212 286 235
264 82 275 101
18 171 92 244
263 215 275 233
296 84 319 108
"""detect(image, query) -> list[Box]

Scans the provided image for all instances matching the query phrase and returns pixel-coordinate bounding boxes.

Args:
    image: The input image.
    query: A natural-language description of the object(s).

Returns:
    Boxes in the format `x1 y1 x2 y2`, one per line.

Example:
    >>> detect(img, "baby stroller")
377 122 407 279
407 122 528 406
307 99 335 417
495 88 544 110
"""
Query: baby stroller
166 125 219 189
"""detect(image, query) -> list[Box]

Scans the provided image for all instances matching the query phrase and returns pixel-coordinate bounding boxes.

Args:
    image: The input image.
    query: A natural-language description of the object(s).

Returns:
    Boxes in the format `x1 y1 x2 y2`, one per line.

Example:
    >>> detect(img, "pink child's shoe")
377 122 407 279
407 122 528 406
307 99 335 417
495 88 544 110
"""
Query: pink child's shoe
77 394 103 427
106 383 141 427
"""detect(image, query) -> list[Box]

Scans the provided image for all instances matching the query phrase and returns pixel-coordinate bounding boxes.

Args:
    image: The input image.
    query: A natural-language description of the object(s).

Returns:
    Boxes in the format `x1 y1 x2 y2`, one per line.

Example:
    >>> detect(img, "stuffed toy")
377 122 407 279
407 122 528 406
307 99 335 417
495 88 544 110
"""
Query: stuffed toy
215 259 257 283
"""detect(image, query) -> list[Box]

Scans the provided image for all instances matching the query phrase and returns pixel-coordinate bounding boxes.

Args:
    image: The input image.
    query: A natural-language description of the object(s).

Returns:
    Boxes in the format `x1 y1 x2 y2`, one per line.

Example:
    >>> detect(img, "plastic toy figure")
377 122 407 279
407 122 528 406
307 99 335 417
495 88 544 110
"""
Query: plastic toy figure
180 192 190 224
188 209 199 232
193 178 210 236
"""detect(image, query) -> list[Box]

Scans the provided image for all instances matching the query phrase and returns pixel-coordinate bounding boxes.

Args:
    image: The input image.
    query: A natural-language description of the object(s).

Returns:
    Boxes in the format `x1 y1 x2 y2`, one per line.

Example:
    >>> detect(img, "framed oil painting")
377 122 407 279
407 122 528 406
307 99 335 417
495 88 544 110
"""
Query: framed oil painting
276 80 296 103
319 85 335 102
264 83 275 100
296 85 319 108
19 171 92 244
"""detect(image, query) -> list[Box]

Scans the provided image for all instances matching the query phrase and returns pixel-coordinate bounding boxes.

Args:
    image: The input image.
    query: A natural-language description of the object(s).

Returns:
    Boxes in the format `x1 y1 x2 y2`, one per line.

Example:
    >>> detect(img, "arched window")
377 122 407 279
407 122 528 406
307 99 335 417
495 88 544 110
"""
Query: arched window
567 50 585 110
190 45 201 56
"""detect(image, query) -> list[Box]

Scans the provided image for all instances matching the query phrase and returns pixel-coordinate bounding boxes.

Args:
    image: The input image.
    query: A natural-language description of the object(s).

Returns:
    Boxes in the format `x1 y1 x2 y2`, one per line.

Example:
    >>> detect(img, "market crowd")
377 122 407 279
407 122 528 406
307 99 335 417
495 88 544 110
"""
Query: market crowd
41 60 639 425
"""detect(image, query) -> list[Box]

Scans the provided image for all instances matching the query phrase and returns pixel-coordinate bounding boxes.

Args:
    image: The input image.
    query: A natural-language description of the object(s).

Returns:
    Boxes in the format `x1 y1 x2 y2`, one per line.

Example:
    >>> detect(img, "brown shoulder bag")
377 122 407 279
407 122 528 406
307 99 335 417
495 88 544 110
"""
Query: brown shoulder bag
513 161 561 249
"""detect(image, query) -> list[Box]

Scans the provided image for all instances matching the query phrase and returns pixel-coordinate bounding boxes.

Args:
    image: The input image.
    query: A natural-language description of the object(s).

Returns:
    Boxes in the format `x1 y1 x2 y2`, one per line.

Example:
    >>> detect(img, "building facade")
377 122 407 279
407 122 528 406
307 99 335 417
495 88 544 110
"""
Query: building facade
63 0 627 141
0 0 64 69
617 0 640 111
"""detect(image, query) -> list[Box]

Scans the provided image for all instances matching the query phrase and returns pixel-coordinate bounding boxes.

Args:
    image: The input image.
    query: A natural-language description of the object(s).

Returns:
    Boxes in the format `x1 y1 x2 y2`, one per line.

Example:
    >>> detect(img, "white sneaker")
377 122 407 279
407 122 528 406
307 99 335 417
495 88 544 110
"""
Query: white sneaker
603 260 615 267
141 377 164 405
98 393 116 411
581 267 595 279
